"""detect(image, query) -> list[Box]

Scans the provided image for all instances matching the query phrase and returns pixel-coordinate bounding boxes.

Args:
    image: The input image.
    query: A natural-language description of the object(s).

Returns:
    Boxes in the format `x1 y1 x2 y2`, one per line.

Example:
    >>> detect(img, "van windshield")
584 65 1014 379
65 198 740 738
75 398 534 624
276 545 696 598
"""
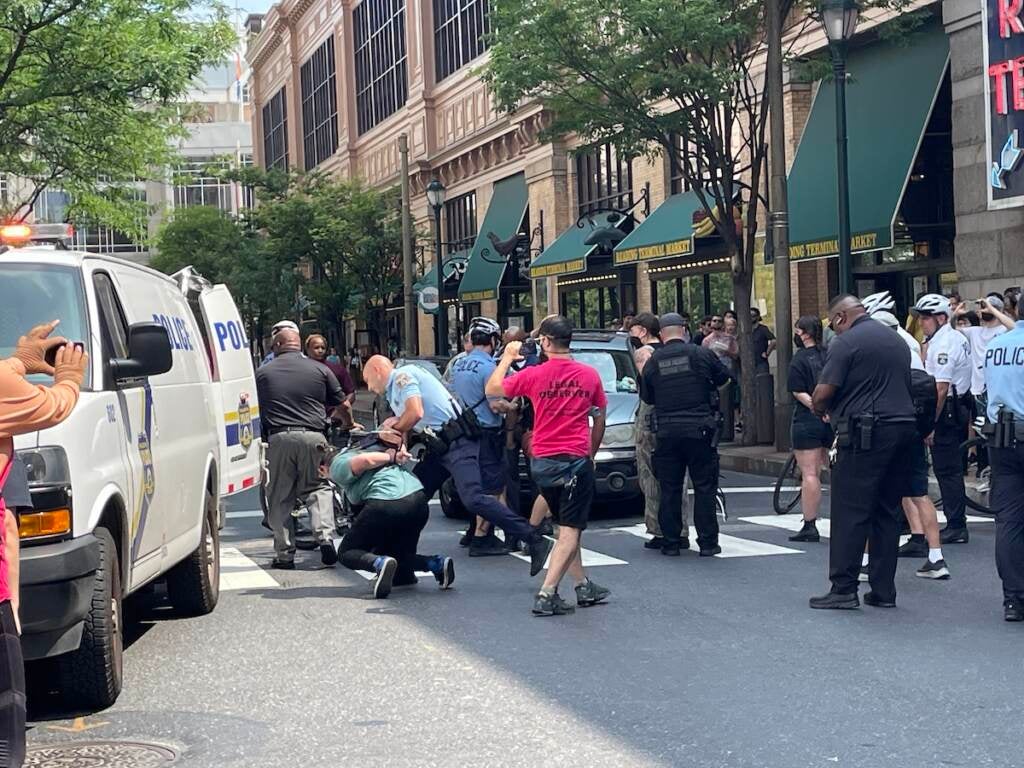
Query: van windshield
0 263 90 386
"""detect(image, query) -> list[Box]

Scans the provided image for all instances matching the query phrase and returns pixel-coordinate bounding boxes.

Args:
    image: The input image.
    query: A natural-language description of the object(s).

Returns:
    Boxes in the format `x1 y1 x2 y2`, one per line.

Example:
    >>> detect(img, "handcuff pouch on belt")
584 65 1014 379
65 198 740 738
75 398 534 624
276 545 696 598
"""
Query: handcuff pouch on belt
983 410 1020 449
649 412 722 447
834 414 875 451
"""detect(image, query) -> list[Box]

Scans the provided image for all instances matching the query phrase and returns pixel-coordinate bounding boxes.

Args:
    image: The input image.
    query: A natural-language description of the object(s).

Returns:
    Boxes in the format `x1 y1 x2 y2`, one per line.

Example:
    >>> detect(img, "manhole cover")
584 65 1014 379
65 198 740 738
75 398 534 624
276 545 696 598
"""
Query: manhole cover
26 740 177 767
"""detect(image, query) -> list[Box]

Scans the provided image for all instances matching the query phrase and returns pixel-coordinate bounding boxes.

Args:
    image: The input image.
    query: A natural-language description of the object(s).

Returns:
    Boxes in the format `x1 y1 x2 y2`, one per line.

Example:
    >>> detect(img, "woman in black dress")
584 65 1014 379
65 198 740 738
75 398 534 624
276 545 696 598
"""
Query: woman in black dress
787 316 831 542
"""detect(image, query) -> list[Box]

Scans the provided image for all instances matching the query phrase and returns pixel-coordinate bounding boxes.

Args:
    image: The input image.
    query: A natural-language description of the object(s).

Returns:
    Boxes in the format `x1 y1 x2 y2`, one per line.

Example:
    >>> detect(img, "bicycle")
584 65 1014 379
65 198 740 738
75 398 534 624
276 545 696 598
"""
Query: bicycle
773 454 802 515
960 417 994 515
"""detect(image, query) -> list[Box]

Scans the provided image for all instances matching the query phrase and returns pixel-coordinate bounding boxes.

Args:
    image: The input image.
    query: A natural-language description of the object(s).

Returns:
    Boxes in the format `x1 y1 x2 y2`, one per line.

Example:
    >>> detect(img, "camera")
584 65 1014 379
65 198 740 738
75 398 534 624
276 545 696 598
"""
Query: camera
521 337 538 358
44 341 84 368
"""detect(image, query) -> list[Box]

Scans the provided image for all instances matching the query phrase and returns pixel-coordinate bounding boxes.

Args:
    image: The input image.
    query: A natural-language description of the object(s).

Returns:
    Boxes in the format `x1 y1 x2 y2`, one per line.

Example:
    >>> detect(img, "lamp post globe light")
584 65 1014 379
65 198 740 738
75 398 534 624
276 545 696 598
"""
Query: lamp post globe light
426 179 448 355
820 0 859 295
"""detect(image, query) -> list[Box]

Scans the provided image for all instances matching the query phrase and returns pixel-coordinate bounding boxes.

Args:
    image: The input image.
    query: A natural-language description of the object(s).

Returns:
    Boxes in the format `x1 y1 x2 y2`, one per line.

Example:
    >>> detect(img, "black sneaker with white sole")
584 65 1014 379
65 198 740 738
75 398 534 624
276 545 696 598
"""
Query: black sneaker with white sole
532 591 575 616
372 557 398 599
433 557 455 590
898 536 928 558
916 558 950 580
320 541 338 567
858 564 869 583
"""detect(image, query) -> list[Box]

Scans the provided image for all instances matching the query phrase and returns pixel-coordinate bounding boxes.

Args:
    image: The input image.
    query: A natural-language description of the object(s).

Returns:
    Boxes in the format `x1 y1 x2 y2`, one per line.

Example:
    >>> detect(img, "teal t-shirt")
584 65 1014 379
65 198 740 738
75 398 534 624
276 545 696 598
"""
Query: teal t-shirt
330 448 423 504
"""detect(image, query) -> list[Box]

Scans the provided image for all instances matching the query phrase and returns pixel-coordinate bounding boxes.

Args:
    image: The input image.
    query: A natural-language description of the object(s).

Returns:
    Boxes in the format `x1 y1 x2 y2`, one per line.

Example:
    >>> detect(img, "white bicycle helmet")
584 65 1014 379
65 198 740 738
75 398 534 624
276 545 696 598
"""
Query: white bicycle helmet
861 290 896 316
468 316 502 342
911 293 951 317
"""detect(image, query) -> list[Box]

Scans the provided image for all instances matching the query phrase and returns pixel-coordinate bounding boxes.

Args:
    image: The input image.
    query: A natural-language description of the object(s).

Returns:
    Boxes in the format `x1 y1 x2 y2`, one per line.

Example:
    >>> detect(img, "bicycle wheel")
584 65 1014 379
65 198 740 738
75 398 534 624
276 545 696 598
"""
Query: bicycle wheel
716 487 728 522
960 437 995 515
773 454 802 515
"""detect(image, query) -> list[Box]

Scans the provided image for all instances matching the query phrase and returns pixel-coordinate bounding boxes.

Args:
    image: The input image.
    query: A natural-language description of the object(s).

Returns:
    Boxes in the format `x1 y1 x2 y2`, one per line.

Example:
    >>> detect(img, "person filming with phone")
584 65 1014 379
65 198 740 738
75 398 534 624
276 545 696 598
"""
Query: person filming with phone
0 320 88 767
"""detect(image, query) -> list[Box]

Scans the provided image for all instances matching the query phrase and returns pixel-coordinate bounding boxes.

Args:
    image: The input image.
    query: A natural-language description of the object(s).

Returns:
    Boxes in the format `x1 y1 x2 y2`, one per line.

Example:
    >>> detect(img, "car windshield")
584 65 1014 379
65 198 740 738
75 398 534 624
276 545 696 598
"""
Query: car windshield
571 349 638 393
0 263 90 386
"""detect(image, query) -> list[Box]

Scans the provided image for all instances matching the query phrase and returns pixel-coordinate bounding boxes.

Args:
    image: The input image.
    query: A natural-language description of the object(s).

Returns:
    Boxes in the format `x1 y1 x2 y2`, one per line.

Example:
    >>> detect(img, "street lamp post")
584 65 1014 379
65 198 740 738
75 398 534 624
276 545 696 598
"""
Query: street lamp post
426 179 447 355
820 0 859 296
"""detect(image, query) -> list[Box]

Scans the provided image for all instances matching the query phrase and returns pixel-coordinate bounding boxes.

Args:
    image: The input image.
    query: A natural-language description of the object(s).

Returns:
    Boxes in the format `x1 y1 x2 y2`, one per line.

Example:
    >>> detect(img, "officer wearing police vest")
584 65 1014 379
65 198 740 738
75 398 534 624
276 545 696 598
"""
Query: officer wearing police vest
912 294 973 544
639 313 731 557
981 301 1024 620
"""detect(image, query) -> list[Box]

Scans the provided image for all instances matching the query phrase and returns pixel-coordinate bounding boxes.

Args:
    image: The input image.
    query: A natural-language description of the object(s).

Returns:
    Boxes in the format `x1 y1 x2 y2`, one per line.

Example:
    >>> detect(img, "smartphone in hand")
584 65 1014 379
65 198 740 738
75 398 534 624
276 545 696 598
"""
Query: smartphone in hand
44 341 84 368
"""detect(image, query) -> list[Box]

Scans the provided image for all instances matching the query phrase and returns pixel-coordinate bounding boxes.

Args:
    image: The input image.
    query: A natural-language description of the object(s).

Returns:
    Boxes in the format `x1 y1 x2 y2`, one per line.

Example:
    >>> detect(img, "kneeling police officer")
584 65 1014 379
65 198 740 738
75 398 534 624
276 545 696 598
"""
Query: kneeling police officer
362 354 552 576
639 313 732 557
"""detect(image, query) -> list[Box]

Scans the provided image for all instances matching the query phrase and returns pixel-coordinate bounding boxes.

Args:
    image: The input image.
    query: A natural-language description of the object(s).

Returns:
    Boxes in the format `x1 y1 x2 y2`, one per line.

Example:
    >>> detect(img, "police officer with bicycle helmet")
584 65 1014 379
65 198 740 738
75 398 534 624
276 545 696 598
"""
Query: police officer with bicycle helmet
912 294 973 544
981 301 1024 620
450 317 515 554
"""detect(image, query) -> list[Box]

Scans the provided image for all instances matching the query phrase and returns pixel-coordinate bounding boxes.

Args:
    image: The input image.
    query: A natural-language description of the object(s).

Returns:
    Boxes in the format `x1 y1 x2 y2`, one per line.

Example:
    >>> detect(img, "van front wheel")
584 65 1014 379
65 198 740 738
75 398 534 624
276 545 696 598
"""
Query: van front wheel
166 489 221 616
58 527 123 711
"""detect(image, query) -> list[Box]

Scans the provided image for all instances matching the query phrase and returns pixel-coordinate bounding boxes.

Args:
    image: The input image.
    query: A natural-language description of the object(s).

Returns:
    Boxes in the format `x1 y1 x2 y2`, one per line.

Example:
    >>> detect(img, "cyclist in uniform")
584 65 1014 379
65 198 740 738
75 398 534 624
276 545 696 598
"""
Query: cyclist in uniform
981 301 1024 620
912 295 973 545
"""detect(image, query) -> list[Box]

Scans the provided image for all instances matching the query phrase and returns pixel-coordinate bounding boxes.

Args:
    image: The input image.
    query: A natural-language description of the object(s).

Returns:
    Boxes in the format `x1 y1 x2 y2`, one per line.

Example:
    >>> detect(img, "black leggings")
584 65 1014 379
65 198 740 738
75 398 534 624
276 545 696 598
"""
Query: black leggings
339 492 432 581
0 602 24 768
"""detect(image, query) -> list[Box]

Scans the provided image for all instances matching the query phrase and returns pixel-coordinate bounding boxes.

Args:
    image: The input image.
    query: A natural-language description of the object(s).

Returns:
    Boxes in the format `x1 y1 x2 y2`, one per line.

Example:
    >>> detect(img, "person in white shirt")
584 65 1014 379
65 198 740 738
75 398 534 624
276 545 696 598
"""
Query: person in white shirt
912 294 973 544
872 310 949 579
954 293 1010 405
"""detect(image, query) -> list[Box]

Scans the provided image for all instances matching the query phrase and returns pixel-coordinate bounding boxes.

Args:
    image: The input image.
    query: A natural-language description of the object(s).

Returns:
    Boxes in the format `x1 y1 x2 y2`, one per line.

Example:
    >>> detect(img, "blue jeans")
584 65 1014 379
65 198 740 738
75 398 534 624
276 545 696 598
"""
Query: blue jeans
414 436 535 541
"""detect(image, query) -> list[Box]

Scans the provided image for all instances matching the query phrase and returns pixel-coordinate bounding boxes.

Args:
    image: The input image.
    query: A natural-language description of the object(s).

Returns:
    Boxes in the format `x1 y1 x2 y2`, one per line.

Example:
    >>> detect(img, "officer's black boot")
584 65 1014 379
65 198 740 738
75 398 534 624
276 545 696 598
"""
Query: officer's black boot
1004 598 1024 622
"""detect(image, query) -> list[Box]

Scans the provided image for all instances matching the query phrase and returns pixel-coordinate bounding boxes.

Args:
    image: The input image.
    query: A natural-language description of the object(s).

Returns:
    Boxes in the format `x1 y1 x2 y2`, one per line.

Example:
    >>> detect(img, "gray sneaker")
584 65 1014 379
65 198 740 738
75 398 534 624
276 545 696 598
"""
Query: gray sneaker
532 591 575 616
575 579 611 607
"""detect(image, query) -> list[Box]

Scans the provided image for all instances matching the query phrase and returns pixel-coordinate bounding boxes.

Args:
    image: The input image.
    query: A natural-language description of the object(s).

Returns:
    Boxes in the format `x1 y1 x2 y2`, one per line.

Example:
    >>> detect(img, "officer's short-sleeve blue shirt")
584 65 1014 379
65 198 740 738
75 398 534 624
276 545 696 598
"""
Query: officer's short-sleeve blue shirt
451 349 502 428
386 365 457 431
984 320 1024 422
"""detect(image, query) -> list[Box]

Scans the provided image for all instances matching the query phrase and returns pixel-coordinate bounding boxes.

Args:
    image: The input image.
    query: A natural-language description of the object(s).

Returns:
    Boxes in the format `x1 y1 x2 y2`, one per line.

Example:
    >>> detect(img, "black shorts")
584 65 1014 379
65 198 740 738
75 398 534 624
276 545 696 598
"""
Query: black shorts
791 417 833 451
906 439 929 498
532 456 594 531
478 428 507 495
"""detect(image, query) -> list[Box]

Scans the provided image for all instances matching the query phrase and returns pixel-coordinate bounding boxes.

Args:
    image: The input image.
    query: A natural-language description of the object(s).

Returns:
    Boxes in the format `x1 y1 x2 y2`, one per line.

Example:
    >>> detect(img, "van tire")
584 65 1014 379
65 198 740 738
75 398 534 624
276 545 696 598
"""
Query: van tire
58 527 123 710
166 489 220 616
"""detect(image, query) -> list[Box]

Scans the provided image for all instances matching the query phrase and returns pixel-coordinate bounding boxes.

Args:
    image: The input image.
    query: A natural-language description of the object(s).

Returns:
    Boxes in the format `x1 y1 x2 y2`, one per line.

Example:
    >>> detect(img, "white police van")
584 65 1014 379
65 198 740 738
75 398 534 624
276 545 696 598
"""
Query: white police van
0 225 262 709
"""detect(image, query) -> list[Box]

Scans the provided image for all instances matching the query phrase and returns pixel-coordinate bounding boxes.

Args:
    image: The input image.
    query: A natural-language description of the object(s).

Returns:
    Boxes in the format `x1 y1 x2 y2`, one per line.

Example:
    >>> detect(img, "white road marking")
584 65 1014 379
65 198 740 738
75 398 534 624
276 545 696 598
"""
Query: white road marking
489 528 628 569
741 511 991 540
705 486 813 494
612 523 801 558
225 510 264 520
219 547 280 591
353 569 435 582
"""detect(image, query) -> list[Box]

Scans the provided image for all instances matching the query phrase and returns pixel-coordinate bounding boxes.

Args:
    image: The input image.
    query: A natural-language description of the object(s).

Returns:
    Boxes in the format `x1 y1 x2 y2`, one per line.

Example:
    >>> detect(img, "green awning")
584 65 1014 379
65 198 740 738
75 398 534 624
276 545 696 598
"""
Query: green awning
612 190 703 265
529 215 629 279
787 24 949 260
458 173 529 301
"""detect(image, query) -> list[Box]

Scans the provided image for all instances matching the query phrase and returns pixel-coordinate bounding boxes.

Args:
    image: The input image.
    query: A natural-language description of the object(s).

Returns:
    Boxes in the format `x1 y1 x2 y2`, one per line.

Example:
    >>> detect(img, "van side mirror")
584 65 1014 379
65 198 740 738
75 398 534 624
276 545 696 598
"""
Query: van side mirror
111 322 173 382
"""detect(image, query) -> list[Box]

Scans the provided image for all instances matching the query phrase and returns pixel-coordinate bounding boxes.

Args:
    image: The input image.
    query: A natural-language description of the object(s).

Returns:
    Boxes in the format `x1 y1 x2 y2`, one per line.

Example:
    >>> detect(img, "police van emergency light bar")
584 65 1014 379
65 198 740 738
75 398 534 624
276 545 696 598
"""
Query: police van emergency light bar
0 222 74 248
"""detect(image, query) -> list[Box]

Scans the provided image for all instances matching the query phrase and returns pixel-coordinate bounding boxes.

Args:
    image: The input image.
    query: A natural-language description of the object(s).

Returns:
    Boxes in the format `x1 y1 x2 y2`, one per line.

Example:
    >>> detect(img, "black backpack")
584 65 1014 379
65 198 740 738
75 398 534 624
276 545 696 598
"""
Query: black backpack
910 368 938 437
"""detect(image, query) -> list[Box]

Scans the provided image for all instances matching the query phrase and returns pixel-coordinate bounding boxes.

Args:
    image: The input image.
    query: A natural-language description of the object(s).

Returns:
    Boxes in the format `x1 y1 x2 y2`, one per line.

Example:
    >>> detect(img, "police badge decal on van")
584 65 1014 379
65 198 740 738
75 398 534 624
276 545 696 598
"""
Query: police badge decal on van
238 394 253 451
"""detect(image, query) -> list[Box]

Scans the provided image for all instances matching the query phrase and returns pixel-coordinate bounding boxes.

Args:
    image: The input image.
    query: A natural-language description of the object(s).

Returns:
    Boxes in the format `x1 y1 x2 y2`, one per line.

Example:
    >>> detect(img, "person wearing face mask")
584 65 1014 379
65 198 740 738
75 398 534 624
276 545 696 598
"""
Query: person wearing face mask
630 313 689 550
912 294 973 545
809 295 917 610
786 316 831 543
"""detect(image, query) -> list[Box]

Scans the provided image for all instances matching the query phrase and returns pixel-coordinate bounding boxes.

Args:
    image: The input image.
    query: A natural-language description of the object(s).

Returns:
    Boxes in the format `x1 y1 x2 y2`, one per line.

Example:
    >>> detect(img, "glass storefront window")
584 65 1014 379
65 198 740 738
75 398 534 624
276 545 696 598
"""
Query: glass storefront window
582 288 602 328
656 280 676 314
708 272 732 314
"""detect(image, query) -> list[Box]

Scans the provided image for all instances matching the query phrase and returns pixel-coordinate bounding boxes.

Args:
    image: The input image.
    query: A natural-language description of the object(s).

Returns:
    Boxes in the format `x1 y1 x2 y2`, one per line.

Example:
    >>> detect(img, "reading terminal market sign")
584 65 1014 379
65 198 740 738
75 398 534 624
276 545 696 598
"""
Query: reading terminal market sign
985 0 1024 208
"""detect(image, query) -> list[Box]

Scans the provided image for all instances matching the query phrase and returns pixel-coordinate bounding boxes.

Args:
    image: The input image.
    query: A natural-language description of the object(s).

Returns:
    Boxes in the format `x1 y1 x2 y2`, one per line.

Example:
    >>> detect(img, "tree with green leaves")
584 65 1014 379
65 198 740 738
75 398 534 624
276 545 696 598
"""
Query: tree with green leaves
484 0 909 444
0 0 235 234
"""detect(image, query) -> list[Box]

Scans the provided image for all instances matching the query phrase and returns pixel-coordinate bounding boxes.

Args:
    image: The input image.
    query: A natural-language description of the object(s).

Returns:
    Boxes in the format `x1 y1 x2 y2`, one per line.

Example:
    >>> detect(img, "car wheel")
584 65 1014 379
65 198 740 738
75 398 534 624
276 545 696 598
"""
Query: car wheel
439 478 470 520
58 527 123 710
166 487 221 616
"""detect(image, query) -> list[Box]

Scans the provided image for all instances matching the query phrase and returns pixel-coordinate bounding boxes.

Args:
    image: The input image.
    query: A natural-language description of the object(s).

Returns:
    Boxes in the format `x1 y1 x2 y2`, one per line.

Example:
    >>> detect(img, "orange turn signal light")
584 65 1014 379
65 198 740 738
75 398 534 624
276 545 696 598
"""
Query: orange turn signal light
18 508 71 539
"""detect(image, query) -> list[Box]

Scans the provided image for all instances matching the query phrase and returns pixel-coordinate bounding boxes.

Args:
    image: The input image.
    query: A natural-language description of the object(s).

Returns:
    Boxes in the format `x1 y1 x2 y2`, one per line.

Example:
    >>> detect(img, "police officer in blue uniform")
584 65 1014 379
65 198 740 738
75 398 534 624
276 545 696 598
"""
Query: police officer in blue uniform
450 317 514 554
912 294 974 544
981 302 1024 620
362 354 552 576
639 313 732 557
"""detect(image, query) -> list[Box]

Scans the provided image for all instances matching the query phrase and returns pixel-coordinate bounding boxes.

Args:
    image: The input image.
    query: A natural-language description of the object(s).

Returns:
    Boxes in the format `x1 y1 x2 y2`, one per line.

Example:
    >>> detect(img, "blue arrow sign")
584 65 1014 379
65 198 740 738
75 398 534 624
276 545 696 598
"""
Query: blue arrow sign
991 129 1023 189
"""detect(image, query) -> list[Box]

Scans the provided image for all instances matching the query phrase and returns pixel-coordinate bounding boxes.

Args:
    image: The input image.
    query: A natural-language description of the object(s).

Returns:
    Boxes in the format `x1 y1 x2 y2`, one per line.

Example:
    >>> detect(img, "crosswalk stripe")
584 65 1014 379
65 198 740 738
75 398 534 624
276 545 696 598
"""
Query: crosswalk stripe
612 523 801 558
225 510 263 519
741 511 992 540
219 547 280 591
509 542 629 569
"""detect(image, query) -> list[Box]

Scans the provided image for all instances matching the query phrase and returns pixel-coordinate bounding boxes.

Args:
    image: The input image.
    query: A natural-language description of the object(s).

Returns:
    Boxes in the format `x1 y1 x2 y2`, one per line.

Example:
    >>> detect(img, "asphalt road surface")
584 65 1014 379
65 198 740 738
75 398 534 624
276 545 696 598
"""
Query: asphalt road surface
24 473 1022 768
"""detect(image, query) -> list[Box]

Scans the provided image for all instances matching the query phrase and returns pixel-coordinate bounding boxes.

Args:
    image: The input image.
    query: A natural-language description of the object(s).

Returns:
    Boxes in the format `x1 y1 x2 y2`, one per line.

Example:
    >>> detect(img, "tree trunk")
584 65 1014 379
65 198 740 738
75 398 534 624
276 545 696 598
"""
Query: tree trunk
731 265 759 447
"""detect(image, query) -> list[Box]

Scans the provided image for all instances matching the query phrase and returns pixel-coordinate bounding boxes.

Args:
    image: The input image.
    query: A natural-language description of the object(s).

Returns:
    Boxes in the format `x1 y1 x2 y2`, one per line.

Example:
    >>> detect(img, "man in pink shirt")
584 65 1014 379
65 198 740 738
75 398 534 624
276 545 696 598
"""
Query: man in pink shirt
487 315 611 616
